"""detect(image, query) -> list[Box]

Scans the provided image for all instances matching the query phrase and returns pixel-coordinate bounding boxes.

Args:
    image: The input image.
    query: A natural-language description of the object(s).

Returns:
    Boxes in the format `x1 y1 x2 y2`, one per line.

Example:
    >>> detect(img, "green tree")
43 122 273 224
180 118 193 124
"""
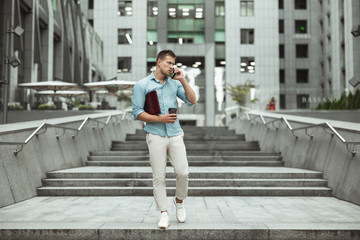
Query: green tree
226 80 257 106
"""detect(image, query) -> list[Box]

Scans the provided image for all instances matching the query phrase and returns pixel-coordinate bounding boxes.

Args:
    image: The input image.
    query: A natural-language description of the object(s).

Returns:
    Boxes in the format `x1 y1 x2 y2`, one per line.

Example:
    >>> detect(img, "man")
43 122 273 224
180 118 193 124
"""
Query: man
132 50 196 229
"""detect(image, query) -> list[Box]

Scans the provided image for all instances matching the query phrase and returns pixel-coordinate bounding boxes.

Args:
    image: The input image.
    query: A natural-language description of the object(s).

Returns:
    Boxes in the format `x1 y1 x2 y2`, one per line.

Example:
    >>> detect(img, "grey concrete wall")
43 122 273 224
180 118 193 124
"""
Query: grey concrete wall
275 110 360 124
228 114 360 205
0 111 143 208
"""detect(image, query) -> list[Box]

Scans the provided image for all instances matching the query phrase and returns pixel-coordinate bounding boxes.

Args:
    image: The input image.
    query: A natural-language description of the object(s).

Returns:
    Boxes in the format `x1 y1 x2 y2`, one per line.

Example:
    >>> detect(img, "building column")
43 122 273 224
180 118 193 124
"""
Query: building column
205 0 215 126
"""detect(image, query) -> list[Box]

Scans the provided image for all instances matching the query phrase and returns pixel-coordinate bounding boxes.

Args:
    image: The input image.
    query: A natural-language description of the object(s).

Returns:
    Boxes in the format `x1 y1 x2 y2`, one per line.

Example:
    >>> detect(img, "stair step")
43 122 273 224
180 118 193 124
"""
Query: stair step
111 144 260 151
37 186 332 196
113 141 258 146
90 150 281 157
125 134 246 141
42 178 328 187
87 156 283 161
47 172 322 179
85 160 284 167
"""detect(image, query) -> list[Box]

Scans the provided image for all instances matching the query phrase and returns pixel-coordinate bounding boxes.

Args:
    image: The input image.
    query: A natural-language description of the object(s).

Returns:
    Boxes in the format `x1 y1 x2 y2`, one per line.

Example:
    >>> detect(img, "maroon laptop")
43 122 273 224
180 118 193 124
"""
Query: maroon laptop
144 90 161 115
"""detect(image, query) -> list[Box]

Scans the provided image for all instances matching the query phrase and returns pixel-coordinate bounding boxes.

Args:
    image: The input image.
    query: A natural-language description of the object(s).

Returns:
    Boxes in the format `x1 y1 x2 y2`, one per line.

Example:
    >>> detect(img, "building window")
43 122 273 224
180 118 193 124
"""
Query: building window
296 69 308 83
295 0 307 9
280 69 285 83
295 20 307 33
280 94 286 109
215 1 225 17
240 29 254 44
147 1 158 17
296 44 308 58
297 94 309 109
240 0 254 17
167 3 205 44
117 57 131 72
328 57 332 72
118 0 132 16
88 0 94 9
168 4 204 19
240 57 255 73
279 19 284 33
279 0 284 9
279 44 285 58
118 29 132 44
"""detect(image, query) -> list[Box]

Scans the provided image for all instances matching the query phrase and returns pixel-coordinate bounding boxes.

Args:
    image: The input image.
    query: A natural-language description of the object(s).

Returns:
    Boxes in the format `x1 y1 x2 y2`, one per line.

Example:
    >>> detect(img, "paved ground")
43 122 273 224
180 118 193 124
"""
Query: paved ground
0 196 360 230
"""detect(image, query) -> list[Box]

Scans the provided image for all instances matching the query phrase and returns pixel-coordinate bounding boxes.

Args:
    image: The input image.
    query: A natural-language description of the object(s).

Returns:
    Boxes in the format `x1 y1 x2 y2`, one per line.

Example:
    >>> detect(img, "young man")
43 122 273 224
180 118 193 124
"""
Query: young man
132 50 196 229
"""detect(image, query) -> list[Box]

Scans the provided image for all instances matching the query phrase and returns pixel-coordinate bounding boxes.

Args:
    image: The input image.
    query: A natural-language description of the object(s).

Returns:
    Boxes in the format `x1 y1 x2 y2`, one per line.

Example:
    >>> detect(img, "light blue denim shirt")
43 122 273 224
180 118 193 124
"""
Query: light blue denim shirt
132 72 193 137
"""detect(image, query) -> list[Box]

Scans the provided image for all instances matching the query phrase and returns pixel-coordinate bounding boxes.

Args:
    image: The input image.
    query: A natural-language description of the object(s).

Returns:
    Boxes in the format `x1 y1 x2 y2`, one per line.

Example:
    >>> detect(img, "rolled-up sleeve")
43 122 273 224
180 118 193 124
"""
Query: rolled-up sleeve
176 81 193 106
132 83 145 120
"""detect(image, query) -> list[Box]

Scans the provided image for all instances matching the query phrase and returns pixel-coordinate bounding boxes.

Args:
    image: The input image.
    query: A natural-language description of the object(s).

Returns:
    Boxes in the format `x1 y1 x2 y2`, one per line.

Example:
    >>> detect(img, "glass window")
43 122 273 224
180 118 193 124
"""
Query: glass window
295 20 307 33
167 3 205 44
280 69 285 83
295 0 307 9
118 0 132 16
279 44 284 58
89 0 94 9
296 94 309 109
240 57 255 73
240 29 254 44
280 94 286 109
117 57 131 72
240 0 254 17
296 44 308 58
118 29 132 44
296 69 308 83
215 1 225 17
279 19 284 33
279 0 284 9
148 1 158 17
215 30 225 43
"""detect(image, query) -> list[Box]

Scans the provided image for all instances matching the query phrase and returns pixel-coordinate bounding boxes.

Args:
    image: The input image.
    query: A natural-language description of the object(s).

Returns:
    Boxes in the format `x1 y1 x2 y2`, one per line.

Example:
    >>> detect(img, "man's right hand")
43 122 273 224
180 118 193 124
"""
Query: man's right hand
160 114 177 124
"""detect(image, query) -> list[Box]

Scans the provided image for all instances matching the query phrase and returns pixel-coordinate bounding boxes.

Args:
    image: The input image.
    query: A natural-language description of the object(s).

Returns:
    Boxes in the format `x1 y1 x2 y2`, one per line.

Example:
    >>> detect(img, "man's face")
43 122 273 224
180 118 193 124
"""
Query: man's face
158 55 175 76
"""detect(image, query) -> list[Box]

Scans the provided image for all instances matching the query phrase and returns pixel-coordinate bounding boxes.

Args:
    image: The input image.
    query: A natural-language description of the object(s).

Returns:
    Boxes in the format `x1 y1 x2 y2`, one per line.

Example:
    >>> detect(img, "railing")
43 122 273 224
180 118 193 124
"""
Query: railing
225 106 360 156
0 112 131 155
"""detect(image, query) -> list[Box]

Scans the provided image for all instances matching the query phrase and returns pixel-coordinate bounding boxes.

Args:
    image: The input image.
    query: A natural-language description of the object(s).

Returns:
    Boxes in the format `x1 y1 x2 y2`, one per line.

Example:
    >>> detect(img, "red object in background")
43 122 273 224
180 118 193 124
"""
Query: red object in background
144 90 161 115
269 104 276 110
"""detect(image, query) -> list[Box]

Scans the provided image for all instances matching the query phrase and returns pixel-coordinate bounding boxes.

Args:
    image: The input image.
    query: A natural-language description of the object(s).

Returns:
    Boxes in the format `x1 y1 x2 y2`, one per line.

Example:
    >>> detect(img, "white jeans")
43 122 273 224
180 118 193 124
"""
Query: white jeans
146 132 189 211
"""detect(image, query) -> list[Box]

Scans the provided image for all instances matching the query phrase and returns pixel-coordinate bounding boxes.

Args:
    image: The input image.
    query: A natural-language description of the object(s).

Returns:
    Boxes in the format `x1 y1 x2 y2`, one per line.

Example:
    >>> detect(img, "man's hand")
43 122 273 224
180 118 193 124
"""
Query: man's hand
172 68 185 82
160 114 177 124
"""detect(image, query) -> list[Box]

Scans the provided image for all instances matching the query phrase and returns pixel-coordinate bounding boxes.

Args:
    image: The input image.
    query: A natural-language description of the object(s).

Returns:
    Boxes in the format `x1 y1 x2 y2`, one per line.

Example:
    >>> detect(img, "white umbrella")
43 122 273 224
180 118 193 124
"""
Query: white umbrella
35 90 89 98
18 81 79 92
84 80 136 92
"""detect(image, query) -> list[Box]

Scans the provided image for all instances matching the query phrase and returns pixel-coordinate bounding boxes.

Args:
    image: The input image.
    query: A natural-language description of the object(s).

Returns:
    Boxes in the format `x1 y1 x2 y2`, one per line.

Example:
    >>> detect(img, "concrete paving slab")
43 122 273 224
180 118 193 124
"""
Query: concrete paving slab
0 196 359 239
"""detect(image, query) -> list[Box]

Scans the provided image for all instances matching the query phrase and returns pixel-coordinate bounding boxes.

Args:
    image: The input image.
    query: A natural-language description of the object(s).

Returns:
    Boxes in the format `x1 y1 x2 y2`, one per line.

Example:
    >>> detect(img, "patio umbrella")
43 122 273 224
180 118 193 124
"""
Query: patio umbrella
18 81 79 92
84 80 136 92
35 90 89 98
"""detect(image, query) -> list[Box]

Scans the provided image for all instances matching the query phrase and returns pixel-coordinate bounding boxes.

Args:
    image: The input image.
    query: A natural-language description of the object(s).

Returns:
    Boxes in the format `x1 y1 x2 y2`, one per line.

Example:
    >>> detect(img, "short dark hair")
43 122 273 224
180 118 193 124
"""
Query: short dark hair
156 50 176 62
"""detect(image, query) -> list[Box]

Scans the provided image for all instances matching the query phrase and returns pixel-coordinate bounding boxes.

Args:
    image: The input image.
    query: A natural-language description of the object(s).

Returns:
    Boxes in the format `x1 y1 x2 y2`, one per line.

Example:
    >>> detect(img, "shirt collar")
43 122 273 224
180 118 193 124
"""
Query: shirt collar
150 71 170 84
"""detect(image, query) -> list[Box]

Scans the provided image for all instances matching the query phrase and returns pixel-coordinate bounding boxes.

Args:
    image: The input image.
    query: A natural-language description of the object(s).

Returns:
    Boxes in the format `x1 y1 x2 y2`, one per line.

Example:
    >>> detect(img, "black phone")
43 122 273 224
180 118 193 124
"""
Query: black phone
170 68 177 78
168 108 177 114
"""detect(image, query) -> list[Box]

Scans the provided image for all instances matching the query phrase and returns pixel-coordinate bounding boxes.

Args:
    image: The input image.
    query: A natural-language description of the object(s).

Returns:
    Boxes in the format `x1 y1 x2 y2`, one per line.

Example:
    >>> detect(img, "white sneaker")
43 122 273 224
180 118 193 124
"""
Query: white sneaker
158 212 170 229
173 198 186 223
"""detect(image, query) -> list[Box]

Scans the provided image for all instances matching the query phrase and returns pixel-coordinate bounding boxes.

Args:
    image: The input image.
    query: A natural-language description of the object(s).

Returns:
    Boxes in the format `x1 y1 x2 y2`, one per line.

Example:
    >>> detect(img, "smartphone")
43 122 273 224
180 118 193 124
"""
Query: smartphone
170 68 177 78
168 108 177 114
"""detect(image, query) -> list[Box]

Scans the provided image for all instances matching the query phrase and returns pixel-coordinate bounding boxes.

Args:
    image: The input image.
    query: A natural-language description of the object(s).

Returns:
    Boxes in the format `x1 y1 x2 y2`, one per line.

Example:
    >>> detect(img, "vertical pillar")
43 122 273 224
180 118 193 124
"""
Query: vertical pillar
1 0 15 123
205 0 215 126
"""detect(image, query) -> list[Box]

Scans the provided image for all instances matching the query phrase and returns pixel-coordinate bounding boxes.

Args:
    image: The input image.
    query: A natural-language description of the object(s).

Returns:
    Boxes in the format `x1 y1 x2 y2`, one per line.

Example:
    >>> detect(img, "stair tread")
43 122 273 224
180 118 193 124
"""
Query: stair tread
47 166 324 174
38 186 332 190
43 178 328 181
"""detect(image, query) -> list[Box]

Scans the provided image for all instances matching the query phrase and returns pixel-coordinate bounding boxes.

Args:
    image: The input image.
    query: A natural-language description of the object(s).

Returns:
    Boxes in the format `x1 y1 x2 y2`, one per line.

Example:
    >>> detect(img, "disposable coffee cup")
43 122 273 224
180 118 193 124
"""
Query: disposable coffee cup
168 108 177 114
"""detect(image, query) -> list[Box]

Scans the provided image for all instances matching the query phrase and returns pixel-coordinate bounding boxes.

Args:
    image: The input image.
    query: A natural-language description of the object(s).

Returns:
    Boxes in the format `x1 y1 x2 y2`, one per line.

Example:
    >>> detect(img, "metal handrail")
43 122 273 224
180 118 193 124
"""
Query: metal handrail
0 113 125 155
246 112 360 156
226 106 360 156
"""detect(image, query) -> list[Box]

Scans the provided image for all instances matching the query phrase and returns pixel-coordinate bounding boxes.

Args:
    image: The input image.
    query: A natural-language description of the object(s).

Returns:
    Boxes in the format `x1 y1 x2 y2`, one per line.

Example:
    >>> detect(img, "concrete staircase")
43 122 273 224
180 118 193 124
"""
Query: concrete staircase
37 126 331 197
